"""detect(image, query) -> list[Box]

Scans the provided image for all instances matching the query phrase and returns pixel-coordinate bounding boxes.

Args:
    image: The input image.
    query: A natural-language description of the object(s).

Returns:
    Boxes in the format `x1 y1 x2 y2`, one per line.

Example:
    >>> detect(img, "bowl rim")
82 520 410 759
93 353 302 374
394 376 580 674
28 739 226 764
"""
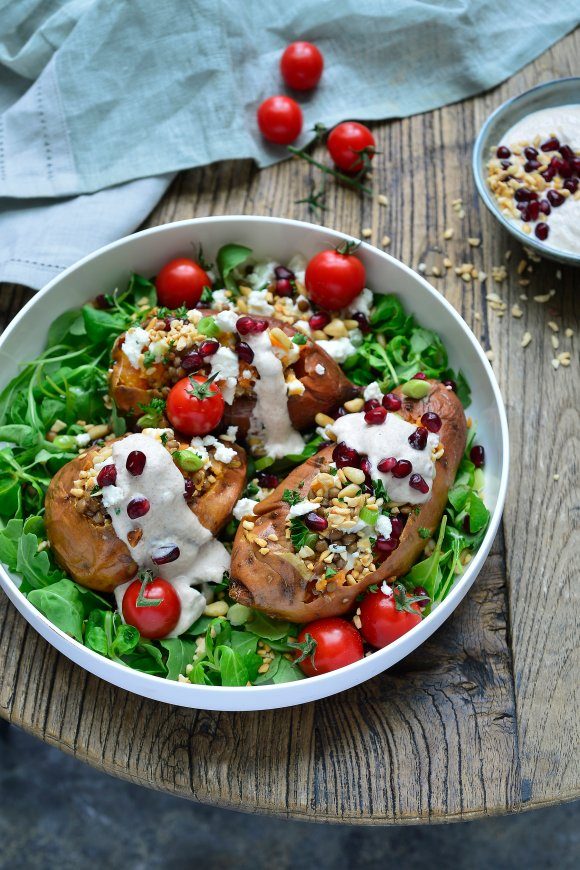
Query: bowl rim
472 76 580 267
0 215 510 709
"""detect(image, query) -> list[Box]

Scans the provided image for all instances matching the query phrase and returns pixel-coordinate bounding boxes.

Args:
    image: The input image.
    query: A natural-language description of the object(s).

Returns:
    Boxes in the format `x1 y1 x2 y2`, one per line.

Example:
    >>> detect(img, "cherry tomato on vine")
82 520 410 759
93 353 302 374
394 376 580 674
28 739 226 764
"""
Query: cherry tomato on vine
305 242 366 310
257 95 303 145
166 373 224 437
155 258 212 309
280 41 324 90
327 122 376 174
122 576 180 639
293 617 363 676
359 585 425 649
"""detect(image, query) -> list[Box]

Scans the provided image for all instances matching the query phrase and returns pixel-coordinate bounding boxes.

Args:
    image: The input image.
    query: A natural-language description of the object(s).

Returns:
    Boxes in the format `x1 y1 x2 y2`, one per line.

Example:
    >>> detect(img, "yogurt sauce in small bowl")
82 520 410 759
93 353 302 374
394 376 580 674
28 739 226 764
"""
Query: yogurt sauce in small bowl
473 78 580 266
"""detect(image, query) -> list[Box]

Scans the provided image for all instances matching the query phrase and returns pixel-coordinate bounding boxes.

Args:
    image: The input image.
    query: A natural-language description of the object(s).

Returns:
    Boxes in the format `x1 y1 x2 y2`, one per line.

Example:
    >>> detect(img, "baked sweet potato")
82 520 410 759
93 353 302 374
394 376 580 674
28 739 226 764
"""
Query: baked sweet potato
109 311 358 437
229 381 467 622
45 436 246 594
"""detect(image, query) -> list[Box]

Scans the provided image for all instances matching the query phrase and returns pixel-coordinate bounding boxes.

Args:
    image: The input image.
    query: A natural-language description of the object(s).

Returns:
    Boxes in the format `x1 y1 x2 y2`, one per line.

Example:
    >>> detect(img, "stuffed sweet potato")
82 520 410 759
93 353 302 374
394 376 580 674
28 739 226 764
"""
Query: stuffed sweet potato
108 309 358 438
45 432 246 594
229 381 466 622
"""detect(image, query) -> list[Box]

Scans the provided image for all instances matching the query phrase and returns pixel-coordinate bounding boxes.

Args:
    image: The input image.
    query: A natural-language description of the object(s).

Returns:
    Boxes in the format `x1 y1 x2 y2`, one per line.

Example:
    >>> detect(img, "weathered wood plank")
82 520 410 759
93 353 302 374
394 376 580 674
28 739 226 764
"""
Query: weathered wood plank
0 29 578 820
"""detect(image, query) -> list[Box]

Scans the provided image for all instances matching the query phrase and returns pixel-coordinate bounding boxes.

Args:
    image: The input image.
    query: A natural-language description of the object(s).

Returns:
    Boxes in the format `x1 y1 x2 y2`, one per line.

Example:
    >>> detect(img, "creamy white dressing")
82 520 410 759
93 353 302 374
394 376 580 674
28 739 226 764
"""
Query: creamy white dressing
97 433 230 637
330 411 439 504
207 344 239 404
122 327 150 368
247 288 275 316
246 331 305 458
501 105 580 256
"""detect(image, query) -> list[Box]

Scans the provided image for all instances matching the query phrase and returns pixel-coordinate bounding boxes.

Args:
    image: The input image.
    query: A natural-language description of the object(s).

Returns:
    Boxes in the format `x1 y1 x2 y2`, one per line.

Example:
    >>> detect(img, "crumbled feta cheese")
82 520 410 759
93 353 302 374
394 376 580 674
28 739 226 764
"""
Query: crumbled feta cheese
316 337 357 363
348 287 373 317
246 261 277 290
142 427 174 442
121 327 150 368
75 433 91 447
189 438 210 466
315 363 326 376
213 442 237 464
363 381 383 402
220 426 239 442
101 483 124 509
233 497 258 521
288 500 321 518
211 289 233 310
287 254 307 285
294 319 311 334
187 308 203 324
247 288 274 316
380 580 393 597
376 514 393 539
215 309 239 333
286 378 305 396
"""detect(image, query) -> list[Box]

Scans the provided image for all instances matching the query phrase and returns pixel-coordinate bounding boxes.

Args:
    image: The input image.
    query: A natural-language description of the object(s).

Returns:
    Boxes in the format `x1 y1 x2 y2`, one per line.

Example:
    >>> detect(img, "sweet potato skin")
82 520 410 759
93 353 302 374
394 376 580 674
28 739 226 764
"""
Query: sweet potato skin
229 381 467 622
45 439 246 594
109 312 358 434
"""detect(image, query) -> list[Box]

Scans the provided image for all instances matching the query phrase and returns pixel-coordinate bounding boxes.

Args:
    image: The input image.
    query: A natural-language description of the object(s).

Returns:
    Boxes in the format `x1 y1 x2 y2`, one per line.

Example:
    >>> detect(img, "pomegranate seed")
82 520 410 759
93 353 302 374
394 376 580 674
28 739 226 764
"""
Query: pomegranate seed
257 471 279 489
559 144 575 161
382 393 402 411
390 516 404 538
413 371 427 380
539 199 551 215
275 278 293 296
409 473 429 494
535 223 549 241
571 158 580 175
378 456 397 473
413 586 429 609
541 165 556 182
408 426 428 450
96 464 117 487
540 137 560 152
235 341 254 364
304 512 328 532
527 200 540 221
549 156 564 174
364 406 387 425
309 312 330 331
151 544 180 565
524 159 540 172
351 312 371 334
524 146 538 160
442 379 457 392
359 455 372 481
181 351 204 372
421 411 442 433
563 178 578 194
236 316 268 335
332 442 360 468
126 450 146 476
559 161 573 179
374 535 399 554
127 496 150 519
547 189 565 207
470 445 485 468
364 398 380 412
94 293 111 309
183 478 195 500
199 339 219 358
462 515 471 534
496 146 511 159
274 265 295 280
500 159 512 170
514 187 533 202
392 459 412 478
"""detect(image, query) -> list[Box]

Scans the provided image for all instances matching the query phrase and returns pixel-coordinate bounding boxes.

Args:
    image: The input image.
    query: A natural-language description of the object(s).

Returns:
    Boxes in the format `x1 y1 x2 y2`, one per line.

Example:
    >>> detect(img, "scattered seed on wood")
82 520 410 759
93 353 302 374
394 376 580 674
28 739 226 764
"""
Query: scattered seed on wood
565 328 574 338
468 237 481 247
521 332 532 348
443 228 454 239
534 290 555 303
361 228 373 238
551 359 560 370
548 321 559 332
485 350 494 361
381 235 391 247
377 194 389 206
511 305 523 318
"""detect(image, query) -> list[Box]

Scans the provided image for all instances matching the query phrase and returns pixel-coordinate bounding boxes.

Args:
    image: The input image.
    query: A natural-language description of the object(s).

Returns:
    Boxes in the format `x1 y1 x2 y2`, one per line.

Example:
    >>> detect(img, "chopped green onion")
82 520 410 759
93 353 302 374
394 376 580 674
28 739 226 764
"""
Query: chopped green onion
173 449 205 472
359 505 378 526
197 316 220 337
401 379 431 399
227 603 252 626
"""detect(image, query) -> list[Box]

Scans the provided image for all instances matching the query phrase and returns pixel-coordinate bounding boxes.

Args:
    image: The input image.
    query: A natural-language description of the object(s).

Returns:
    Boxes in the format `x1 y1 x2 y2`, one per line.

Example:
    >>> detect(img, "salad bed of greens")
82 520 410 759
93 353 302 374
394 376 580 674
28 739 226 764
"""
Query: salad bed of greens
0 248 490 686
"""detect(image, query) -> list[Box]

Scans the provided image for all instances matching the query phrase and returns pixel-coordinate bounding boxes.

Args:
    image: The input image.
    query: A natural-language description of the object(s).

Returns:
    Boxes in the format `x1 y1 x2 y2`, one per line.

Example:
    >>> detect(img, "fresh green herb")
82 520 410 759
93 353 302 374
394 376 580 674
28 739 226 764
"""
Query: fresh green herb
216 244 252 295
137 397 166 428
292 333 308 345
289 518 318 552
157 305 188 320
136 570 162 608
372 479 389 501
282 489 302 506
288 145 372 195
418 527 431 539
325 566 338 579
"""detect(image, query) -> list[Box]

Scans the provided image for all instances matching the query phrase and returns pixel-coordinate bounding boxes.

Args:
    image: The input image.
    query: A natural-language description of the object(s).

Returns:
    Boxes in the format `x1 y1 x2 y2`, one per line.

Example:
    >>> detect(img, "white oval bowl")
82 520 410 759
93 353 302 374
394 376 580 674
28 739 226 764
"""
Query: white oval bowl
0 216 509 711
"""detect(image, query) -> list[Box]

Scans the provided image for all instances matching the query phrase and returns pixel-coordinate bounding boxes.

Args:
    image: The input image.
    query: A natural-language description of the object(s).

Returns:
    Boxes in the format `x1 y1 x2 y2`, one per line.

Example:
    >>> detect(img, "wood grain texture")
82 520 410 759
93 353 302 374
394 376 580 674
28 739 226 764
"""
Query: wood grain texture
0 30 578 821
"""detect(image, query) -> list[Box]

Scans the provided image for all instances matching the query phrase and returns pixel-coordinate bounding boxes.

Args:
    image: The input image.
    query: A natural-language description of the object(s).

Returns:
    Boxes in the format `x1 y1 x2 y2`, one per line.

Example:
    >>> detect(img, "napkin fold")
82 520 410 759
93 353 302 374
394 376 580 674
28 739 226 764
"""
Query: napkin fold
0 0 577 288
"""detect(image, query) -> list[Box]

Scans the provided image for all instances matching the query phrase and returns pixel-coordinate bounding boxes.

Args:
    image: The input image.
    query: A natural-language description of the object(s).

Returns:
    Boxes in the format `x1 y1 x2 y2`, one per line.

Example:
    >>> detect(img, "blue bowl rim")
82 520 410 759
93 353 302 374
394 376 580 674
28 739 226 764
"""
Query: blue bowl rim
472 76 580 267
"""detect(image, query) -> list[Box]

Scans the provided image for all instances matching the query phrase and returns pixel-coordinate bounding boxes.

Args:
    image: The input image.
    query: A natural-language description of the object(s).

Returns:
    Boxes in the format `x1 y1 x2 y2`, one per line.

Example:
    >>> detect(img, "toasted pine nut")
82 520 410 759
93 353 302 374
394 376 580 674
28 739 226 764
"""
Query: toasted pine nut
344 398 364 412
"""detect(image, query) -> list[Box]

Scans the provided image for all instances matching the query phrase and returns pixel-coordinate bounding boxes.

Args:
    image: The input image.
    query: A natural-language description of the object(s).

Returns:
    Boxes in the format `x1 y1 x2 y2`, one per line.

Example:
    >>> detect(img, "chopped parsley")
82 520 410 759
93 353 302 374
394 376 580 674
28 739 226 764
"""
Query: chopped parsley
325 566 337 579
292 333 308 345
142 349 156 368
282 489 302 506
157 305 189 319
290 518 318 552
418 527 431 539
372 479 389 501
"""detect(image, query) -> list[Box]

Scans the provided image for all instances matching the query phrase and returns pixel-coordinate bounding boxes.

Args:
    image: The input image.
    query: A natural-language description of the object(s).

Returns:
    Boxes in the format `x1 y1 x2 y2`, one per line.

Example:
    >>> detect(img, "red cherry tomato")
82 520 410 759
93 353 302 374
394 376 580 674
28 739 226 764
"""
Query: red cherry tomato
327 122 376 174
155 258 212 309
122 577 180 639
294 617 363 676
359 585 422 649
166 373 225 437
305 244 366 310
280 41 324 90
257 95 303 145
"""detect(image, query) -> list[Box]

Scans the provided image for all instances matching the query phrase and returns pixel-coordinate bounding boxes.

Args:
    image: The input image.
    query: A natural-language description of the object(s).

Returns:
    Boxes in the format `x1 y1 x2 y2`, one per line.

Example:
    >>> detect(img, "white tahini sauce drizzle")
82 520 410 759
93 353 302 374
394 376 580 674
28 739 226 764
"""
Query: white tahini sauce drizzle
330 412 439 504
207 344 239 404
500 105 580 256
246 330 305 459
96 432 230 637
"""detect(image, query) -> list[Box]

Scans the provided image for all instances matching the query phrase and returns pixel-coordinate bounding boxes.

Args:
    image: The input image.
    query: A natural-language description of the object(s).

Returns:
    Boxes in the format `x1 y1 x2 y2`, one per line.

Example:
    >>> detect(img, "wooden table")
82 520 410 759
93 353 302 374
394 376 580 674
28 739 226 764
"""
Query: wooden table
0 32 578 824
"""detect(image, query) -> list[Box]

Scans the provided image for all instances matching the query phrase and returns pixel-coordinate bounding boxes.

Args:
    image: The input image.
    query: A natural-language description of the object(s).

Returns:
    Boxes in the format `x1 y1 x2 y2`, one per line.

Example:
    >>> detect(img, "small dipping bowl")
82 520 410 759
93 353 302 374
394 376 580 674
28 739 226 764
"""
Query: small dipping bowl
473 77 580 267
